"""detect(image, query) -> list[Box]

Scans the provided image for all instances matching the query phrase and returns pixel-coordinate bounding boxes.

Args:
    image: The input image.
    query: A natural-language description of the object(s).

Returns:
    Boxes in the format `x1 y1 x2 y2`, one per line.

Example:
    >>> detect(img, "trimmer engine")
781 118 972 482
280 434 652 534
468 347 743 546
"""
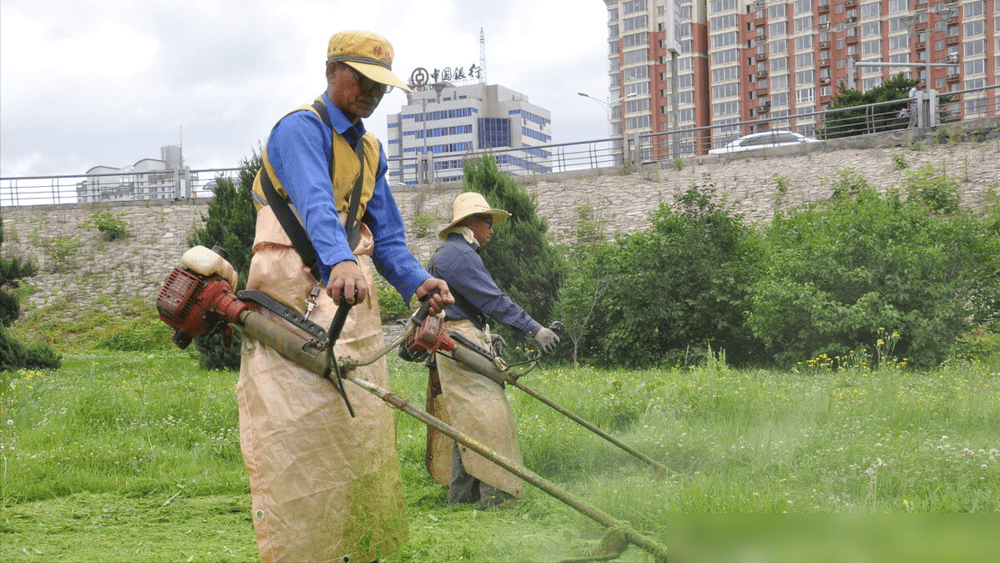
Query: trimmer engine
404 315 456 356
156 264 246 349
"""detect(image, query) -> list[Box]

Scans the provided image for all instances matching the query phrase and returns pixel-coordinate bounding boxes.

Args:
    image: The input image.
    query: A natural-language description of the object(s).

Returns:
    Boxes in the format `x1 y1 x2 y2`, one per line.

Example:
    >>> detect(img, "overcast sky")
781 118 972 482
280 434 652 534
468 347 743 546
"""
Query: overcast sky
1 0 611 178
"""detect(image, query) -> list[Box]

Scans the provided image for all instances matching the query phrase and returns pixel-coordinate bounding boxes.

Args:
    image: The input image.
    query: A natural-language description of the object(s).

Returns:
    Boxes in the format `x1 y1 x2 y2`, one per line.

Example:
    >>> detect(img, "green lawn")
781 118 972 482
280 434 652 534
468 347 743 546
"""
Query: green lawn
3 351 999 562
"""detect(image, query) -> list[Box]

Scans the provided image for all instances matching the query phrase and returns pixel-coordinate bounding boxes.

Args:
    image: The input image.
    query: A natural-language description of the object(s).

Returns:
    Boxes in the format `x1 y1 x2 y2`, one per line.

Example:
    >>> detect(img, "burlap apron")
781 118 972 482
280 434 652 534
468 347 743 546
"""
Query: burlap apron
237 222 407 562
425 320 523 498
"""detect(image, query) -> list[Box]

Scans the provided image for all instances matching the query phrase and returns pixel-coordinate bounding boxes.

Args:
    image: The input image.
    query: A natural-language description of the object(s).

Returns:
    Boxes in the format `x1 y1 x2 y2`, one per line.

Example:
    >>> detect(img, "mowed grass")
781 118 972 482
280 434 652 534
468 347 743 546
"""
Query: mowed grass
3 350 1000 562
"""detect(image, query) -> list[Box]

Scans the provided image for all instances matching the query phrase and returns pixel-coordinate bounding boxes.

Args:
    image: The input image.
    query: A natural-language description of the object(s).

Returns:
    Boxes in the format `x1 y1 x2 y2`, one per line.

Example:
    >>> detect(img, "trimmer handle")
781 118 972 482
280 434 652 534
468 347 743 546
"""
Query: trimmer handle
549 320 565 335
411 288 441 327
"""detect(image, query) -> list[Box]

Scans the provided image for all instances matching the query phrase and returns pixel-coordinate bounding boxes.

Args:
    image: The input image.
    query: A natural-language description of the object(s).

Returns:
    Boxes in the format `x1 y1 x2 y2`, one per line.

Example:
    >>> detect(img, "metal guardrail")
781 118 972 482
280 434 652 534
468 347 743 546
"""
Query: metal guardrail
0 168 240 208
2 84 995 207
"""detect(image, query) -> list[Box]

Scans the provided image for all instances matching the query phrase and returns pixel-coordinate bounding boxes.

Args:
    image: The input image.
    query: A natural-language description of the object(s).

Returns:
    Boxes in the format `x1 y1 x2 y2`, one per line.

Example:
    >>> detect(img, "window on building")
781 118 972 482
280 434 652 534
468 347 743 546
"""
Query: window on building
622 0 648 14
710 14 738 29
794 16 812 32
712 31 739 48
890 34 909 50
965 40 985 57
862 39 881 55
964 1 984 17
623 15 648 31
712 83 741 98
709 0 738 13
768 4 786 18
861 2 881 17
624 32 649 47
965 58 985 75
769 21 787 36
964 20 984 37
712 100 740 116
771 56 788 71
623 49 649 64
862 21 880 37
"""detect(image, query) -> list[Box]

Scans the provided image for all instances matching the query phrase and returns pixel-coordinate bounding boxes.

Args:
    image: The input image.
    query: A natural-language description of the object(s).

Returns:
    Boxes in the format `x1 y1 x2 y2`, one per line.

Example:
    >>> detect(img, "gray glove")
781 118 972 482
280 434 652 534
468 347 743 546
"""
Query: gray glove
533 327 560 355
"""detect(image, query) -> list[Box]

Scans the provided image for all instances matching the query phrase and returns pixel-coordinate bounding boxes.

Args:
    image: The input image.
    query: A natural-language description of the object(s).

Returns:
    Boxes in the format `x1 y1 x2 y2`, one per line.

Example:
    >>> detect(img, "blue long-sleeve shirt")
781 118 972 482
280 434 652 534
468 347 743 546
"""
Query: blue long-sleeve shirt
429 233 542 336
265 93 429 303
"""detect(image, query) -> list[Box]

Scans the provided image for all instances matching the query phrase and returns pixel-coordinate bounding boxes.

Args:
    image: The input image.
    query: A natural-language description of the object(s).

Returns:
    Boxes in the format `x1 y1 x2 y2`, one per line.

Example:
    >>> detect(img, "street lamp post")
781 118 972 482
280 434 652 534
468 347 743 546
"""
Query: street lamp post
412 82 450 184
579 92 637 163
900 7 956 128
578 92 611 135
578 92 637 137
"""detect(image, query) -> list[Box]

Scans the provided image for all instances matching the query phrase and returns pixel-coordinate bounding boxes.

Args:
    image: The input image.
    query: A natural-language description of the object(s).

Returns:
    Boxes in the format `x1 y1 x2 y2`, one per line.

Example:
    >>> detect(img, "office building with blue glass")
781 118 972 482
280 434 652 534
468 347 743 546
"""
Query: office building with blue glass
386 83 553 185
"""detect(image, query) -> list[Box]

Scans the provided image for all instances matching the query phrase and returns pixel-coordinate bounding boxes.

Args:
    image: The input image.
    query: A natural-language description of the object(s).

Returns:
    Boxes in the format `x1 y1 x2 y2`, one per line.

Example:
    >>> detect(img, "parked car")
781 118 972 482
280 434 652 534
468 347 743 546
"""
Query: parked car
709 131 820 154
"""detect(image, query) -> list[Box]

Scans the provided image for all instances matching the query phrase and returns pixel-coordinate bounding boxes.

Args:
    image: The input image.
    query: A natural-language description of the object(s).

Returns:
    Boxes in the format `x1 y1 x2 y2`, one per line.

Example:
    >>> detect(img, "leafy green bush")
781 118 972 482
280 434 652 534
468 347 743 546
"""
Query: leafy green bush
410 213 435 238
581 183 766 368
44 235 84 273
82 211 130 241
747 168 1000 367
376 274 411 323
903 163 960 214
553 205 614 365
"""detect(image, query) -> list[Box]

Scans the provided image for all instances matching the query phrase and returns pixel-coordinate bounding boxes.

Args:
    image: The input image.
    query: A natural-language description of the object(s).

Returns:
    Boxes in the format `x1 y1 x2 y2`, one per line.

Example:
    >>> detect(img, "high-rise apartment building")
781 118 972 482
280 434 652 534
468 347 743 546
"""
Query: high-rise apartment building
605 0 998 155
386 83 552 185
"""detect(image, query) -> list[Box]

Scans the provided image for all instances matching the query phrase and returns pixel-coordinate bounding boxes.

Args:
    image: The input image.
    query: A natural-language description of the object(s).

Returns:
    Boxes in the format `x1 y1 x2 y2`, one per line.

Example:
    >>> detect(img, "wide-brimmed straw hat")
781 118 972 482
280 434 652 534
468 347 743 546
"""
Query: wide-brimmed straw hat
327 30 411 92
438 192 511 240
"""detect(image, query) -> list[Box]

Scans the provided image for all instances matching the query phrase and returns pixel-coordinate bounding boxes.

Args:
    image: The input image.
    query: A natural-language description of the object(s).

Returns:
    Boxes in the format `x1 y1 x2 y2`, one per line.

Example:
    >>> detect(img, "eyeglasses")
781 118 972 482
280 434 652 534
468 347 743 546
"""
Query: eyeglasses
345 65 393 95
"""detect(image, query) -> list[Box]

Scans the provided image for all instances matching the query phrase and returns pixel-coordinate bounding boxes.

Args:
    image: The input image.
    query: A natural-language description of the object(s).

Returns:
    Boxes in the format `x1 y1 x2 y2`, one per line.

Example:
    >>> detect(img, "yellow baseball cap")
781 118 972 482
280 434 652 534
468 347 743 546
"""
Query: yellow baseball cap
327 30 411 92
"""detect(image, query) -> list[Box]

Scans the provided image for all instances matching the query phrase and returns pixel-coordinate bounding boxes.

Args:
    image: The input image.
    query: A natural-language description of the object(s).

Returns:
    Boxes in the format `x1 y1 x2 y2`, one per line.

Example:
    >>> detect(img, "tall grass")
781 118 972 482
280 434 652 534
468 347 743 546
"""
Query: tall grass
2 347 999 562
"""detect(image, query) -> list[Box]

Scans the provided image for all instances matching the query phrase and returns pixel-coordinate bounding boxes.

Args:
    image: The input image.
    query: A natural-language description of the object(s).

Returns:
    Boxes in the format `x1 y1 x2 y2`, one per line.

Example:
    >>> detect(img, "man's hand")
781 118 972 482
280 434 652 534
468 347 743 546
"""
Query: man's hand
533 327 560 355
327 260 368 305
415 278 453 316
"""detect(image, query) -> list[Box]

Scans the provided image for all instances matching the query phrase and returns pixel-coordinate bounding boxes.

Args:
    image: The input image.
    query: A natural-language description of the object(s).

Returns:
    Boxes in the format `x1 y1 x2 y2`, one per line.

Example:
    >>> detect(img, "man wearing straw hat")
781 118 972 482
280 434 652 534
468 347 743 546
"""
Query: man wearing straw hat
424 192 560 509
238 30 452 563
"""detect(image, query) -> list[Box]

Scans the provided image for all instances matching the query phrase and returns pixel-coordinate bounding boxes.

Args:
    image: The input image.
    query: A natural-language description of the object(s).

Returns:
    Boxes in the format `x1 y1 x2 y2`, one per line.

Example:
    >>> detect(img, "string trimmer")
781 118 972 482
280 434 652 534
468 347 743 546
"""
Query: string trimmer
155 246 668 563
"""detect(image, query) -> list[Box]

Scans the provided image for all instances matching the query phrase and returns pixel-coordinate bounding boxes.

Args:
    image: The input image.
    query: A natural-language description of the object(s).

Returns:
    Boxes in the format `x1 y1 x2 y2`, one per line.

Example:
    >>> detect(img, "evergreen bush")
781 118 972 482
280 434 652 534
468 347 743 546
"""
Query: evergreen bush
186 153 260 370
460 155 566 352
0 216 60 372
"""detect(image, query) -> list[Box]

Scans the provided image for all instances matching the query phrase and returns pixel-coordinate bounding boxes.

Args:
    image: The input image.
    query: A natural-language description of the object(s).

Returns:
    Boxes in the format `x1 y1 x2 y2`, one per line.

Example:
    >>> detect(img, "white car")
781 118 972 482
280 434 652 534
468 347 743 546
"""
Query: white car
709 131 820 155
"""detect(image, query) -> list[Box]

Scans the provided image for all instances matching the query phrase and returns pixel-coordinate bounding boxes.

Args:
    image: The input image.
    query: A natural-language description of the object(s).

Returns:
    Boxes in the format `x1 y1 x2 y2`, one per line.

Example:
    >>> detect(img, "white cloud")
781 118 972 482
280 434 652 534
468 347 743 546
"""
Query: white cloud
1 0 610 178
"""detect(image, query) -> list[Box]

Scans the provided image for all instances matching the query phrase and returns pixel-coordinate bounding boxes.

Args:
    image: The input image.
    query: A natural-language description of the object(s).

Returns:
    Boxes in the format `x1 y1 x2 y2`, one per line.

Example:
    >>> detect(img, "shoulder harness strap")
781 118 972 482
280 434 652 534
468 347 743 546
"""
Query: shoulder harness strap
259 98 367 282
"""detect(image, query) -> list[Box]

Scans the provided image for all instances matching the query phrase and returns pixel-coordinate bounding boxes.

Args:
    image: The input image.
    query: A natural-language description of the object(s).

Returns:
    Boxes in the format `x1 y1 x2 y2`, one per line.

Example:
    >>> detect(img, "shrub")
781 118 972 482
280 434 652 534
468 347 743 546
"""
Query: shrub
747 169 1000 367
44 235 84 273
81 211 130 241
903 163 960 215
376 274 411 323
462 155 566 351
582 182 766 368
186 153 261 370
553 205 614 365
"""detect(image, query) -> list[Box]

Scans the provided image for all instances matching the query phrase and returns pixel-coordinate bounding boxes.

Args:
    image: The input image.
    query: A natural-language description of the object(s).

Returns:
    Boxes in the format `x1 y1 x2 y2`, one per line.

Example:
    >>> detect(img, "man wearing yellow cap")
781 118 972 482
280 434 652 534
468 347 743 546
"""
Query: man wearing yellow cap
238 31 452 563
424 192 560 509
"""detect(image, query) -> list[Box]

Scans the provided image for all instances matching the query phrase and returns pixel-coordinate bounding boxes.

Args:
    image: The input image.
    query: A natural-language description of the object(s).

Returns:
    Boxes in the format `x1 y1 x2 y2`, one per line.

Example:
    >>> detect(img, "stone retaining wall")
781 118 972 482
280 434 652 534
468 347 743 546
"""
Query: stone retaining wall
3 121 998 322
